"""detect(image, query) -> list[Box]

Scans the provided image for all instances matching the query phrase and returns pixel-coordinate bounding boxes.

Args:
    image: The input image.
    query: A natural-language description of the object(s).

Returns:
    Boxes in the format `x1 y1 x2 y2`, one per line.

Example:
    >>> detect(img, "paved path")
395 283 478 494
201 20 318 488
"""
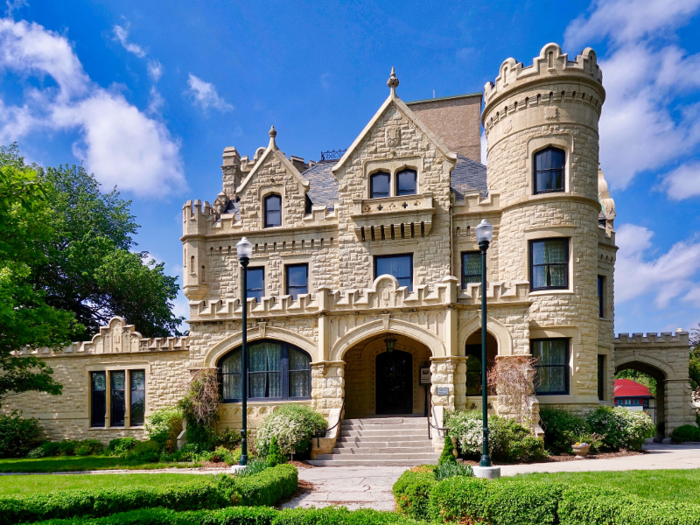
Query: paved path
282 443 700 511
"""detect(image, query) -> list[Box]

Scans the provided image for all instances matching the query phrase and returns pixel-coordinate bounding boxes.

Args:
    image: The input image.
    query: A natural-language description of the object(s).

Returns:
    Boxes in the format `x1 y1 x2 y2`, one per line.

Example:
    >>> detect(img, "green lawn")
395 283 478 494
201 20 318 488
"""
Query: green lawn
0 456 202 474
516 469 700 504
0 472 207 496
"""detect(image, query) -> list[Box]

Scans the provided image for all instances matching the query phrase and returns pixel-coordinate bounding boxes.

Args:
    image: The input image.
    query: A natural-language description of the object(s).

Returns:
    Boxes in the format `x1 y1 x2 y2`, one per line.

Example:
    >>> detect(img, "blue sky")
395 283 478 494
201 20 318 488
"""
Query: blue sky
1 0 700 335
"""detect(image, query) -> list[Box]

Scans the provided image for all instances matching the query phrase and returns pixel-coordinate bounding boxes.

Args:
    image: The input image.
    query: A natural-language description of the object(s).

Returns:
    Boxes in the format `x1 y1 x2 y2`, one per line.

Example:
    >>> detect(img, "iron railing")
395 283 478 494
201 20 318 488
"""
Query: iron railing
314 397 346 447
320 149 347 162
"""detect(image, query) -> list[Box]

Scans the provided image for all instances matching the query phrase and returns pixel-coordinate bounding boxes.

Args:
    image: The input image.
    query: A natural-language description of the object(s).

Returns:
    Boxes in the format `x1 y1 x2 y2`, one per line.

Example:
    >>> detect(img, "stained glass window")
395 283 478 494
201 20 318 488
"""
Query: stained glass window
130 370 145 426
110 371 126 427
90 372 106 428
461 252 481 287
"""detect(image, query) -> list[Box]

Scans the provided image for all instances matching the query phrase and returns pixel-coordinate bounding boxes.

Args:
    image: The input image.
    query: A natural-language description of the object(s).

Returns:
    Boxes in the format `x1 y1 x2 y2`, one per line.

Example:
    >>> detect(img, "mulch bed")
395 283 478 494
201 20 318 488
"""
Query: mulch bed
460 449 644 466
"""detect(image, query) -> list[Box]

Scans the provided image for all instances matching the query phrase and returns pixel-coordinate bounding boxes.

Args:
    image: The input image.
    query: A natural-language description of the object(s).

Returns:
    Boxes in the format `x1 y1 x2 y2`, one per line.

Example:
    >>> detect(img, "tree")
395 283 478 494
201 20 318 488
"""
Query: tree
0 146 183 339
689 326 700 391
0 145 76 406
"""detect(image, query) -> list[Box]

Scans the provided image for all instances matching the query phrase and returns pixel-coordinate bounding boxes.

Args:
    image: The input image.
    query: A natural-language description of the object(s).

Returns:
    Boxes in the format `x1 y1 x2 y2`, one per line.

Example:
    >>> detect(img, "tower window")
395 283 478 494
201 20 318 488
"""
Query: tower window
370 172 390 198
264 194 282 228
598 275 605 318
532 339 569 395
396 169 417 196
534 147 565 194
530 238 569 291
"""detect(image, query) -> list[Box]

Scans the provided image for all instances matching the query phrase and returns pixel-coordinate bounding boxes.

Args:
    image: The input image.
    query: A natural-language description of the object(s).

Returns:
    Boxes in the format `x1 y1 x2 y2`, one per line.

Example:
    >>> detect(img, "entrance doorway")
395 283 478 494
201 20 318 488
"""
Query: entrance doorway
376 350 413 414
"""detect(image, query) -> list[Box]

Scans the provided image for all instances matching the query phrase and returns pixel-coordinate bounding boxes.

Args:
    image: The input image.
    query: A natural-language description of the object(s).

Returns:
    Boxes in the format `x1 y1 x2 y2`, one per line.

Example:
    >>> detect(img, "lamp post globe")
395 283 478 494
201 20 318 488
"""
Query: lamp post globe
476 220 493 468
236 237 252 466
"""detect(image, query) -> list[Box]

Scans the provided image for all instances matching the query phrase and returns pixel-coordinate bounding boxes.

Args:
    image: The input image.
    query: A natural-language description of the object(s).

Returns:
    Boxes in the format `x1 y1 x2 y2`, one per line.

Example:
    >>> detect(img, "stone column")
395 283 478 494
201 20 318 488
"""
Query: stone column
430 357 464 411
311 362 345 418
665 378 696 435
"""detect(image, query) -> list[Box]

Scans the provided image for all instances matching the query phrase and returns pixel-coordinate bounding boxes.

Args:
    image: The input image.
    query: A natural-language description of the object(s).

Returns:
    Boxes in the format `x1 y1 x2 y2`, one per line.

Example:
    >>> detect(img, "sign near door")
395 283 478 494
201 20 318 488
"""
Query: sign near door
420 367 431 385
437 387 449 396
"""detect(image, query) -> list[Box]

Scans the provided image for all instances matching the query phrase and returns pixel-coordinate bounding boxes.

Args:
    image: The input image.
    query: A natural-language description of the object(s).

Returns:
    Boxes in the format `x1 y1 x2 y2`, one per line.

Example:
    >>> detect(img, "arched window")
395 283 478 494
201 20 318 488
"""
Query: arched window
264 194 282 227
370 172 390 198
219 340 311 401
396 169 417 196
534 147 565 194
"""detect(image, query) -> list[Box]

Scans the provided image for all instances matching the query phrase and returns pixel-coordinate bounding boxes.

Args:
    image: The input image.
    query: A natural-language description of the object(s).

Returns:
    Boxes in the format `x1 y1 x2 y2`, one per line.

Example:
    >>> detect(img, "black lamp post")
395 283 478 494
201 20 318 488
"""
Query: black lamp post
236 236 253 466
475 219 494 468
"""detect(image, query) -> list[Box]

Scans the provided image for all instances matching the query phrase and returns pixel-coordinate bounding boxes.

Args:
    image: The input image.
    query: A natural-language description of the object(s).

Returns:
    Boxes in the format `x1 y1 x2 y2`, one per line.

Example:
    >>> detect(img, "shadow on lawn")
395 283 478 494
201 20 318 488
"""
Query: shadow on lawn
0 456 201 473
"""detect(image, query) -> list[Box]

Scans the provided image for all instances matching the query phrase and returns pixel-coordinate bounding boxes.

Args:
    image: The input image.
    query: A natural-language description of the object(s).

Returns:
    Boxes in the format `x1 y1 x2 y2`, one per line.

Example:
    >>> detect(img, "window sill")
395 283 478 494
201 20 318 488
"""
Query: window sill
529 289 574 296
88 426 144 431
221 398 312 405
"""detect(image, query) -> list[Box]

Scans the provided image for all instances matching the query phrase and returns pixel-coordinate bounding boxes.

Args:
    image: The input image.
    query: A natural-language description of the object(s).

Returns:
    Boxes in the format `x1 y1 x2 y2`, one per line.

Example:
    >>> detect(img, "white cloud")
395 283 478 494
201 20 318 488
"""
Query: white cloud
657 161 700 200
4 0 27 17
186 73 233 112
0 17 185 197
147 59 163 83
564 1 700 191
112 23 146 58
616 223 700 308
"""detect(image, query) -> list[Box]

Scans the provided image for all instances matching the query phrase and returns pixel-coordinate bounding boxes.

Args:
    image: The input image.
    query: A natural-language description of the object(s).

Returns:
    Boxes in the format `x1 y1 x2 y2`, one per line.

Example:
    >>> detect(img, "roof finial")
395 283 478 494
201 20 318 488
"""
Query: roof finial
268 125 277 149
387 67 399 97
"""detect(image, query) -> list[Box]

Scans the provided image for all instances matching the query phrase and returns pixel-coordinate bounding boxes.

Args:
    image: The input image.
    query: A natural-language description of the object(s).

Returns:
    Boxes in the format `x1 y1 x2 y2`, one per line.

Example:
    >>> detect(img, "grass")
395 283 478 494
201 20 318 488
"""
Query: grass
515 469 700 504
0 472 207 496
0 456 202 474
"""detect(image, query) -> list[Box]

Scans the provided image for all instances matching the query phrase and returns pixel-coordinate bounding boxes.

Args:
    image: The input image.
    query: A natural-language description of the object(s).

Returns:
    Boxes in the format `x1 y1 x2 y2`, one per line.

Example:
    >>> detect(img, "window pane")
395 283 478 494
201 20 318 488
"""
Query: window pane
289 348 310 371
598 275 605 318
247 268 265 302
535 147 565 171
532 339 568 394
290 371 310 397
265 195 281 227
91 372 106 428
396 169 417 196
531 239 568 290
110 371 126 427
286 265 308 299
534 147 565 193
222 371 242 400
375 255 412 290
547 264 567 287
250 342 282 399
130 370 145 426
370 172 390 198
462 252 481 286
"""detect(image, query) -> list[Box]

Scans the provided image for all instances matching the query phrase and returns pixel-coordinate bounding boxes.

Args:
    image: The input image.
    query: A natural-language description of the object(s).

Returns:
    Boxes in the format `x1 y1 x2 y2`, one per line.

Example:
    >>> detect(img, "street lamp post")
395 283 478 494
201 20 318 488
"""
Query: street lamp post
236 237 253 466
475 219 494 468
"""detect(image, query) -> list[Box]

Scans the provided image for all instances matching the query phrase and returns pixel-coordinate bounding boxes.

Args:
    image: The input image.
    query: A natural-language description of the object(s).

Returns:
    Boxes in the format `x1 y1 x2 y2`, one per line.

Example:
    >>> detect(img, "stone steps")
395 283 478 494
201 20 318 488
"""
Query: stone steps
308 416 438 467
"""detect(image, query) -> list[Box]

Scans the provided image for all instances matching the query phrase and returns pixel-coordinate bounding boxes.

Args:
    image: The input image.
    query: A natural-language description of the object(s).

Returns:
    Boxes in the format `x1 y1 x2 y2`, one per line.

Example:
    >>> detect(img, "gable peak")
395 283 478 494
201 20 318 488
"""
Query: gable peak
387 67 399 98
268 125 277 149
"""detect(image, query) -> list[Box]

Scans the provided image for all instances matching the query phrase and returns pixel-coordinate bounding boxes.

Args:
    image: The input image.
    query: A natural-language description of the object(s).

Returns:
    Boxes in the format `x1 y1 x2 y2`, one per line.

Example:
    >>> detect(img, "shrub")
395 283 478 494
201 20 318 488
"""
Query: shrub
234 457 269 478
179 369 221 450
616 408 655 450
57 440 79 456
265 438 287 467
145 407 183 449
27 445 46 459
40 441 61 457
210 446 236 466
438 434 456 464
434 462 473 480
484 479 564 525
539 407 588 454
74 439 104 456
0 411 43 458
106 437 138 456
256 405 327 457
393 467 438 521
445 410 482 457
216 428 242 450
671 424 700 443
427 476 490 523
587 406 627 451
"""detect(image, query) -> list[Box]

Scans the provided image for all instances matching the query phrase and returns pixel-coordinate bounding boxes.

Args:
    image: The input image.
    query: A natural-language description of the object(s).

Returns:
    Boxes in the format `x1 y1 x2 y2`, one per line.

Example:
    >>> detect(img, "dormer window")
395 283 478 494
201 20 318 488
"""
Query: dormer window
370 172 390 198
264 194 281 228
534 147 565 194
396 169 417 196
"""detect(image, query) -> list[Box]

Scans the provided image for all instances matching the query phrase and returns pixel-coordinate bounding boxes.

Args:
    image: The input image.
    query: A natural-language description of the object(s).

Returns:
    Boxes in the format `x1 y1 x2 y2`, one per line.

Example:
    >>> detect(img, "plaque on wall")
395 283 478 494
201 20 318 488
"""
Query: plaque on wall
420 367 431 385
437 387 449 396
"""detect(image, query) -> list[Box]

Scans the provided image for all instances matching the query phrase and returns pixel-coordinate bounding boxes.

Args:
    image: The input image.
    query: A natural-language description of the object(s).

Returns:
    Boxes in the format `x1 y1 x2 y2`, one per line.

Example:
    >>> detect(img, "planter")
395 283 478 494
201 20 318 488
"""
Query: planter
572 444 590 458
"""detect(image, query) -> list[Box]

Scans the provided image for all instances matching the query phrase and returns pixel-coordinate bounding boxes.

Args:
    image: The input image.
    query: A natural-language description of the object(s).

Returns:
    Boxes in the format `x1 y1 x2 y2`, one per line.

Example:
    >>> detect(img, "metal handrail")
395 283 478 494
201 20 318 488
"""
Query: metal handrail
315 397 346 447
428 403 448 440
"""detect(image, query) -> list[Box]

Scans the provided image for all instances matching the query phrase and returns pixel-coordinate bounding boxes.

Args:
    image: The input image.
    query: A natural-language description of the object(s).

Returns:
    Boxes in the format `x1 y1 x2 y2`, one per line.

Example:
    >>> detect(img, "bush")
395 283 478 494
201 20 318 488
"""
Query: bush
587 406 654 451
427 476 490 523
106 437 138 456
0 464 298 524
57 440 79 456
265 438 287 467
40 441 61 457
539 407 588 454
27 446 46 459
671 424 700 443
438 434 456 464
393 467 438 521
0 411 43 458
434 462 473 480
483 479 564 525
216 428 242 450
210 446 237 466
256 405 327 457
126 440 163 463
74 439 104 456
145 407 183 450
616 408 655 450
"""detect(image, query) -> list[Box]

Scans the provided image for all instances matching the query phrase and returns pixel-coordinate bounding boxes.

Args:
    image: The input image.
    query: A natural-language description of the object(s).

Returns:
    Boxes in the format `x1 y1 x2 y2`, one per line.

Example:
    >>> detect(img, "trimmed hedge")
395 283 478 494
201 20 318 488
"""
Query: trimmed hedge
392 468 438 521
32 506 429 525
0 465 297 525
670 424 700 443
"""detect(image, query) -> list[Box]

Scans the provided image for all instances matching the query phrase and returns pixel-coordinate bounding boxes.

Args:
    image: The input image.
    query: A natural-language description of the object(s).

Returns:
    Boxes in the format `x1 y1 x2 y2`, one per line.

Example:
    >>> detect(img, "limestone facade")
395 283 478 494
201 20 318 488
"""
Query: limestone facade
6 43 696 443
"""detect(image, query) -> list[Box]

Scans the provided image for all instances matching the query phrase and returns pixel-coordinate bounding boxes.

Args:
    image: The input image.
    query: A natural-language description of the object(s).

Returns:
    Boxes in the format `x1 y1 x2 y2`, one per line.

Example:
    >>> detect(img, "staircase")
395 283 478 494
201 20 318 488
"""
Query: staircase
308 416 438 466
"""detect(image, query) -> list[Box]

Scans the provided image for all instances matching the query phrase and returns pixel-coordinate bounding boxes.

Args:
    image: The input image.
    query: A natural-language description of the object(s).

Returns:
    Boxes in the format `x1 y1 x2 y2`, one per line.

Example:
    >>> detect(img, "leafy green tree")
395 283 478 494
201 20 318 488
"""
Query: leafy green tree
689 326 700 390
0 144 183 339
0 145 76 406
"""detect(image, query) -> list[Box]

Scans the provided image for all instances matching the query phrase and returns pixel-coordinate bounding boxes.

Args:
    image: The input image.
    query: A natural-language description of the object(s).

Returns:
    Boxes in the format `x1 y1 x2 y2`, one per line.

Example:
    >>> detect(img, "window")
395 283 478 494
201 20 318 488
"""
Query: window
465 345 483 396
264 194 281 227
247 267 265 302
532 339 569 395
110 371 126 427
305 195 313 215
530 238 569 291
130 370 146 426
375 254 413 291
219 340 311 401
461 251 481 288
286 264 308 299
597 355 605 400
396 169 417 196
370 172 390 198
90 372 106 428
598 275 605 318
534 147 565 194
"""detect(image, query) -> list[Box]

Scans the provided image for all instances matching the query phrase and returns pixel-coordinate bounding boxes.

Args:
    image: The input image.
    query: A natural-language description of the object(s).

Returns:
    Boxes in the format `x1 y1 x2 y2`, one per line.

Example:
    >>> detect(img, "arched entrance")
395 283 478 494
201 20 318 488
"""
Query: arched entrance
376 350 413 415
465 329 498 401
615 361 666 441
343 333 431 419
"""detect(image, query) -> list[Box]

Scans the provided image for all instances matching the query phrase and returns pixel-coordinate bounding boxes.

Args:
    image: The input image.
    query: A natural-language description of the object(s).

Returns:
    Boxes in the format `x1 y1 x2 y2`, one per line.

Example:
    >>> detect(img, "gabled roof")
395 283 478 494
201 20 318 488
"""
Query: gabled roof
614 379 654 399
236 127 310 195
332 78 457 175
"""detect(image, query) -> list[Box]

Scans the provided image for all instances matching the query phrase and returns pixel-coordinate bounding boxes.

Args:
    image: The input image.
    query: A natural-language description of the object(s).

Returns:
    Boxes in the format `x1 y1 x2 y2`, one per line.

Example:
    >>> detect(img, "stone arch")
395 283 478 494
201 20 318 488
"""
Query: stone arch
203 326 317 368
614 353 675 380
329 318 445 362
458 315 513 356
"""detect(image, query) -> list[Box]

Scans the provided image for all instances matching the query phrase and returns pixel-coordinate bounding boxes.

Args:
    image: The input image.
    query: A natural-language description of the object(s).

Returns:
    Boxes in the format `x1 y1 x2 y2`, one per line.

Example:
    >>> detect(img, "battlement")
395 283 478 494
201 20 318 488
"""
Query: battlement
615 331 690 346
483 43 603 109
16 317 188 358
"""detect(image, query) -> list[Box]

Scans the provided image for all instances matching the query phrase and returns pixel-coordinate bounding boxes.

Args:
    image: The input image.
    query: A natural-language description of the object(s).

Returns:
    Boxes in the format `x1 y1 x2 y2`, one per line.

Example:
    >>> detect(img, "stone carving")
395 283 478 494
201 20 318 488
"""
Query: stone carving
385 127 401 147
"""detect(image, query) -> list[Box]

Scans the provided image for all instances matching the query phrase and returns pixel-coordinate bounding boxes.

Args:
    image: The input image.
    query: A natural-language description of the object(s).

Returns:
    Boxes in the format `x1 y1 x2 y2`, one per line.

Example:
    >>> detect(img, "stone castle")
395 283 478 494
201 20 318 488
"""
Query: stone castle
6 44 695 456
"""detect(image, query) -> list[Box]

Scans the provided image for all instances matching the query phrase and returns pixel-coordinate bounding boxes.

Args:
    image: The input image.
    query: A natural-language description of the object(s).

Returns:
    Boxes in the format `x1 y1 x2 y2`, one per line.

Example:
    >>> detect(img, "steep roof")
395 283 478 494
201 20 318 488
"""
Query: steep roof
614 379 654 399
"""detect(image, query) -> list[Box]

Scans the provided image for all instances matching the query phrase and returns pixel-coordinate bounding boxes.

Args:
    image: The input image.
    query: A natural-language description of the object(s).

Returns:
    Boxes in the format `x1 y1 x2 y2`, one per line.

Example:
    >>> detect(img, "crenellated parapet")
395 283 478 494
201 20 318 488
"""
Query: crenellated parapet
615 331 690 347
16 317 188 358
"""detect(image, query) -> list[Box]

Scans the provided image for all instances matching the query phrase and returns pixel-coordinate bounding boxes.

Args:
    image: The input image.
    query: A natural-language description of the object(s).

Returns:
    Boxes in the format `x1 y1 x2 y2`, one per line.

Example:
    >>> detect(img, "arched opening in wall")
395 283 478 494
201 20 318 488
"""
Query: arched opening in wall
465 330 498 404
343 333 432 419
615 362 666 441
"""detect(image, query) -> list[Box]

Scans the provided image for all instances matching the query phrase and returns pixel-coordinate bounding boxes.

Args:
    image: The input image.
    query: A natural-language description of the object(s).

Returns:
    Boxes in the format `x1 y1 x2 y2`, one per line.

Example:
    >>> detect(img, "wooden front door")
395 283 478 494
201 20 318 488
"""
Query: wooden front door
376 350 413 415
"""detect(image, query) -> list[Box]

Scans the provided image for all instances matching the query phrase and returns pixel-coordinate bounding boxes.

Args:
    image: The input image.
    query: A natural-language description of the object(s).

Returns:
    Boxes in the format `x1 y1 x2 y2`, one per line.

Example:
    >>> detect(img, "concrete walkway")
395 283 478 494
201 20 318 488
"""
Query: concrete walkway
282 443 700 511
